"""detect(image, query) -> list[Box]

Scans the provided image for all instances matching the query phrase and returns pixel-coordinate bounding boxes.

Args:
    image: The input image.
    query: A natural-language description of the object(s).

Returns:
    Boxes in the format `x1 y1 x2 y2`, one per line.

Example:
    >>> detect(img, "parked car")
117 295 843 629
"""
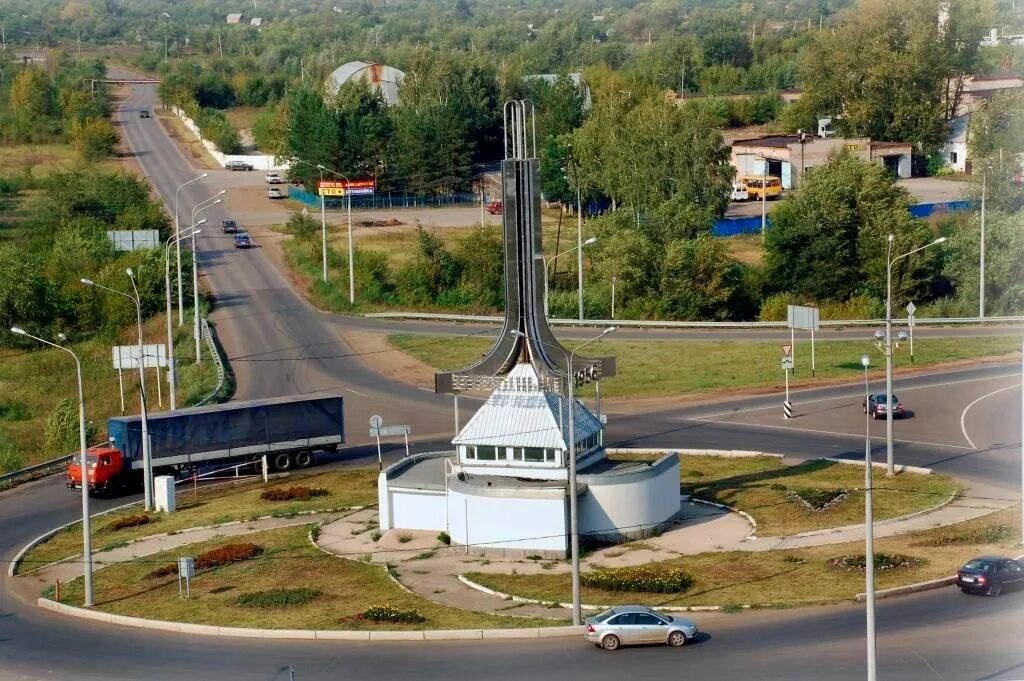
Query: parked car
486 200 503 215
266 186 284 199
584 605 698 651
233 232 252 249
265 172 285 184
729 183 749 201
957 556 1024 597
221 219 239 234
226 160 254 171
138 110 150 119
863 393 903 419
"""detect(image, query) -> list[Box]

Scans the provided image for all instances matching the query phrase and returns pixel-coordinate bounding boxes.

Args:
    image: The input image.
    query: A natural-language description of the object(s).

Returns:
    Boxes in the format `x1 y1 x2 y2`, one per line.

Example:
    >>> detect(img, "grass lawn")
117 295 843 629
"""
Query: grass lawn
389 334 1021 399
224 105 264 132
0 312 217 476
18 467 379 573
661 454 955 536
54 525 562 629
467 506 1021 609
722 234 763 266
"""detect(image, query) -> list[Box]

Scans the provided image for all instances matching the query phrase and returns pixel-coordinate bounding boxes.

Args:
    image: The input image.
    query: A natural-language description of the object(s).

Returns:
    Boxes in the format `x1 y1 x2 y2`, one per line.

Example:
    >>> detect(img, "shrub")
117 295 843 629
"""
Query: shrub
397 533 413 544
235 588 322 608
789 488 848 512
581 566 694 593
357 604 425 623
105 514 153 532
830 553 923 572
436 531 451 546
145 542 263 579
260 486 329 502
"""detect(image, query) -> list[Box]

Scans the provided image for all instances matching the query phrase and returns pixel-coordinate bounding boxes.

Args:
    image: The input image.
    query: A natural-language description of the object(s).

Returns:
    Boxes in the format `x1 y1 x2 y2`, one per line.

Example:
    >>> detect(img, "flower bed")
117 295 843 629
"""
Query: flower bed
581 566 694 593
260 486 329 502
146 542 264 578
914 525 1011 547
105 514 154 532
357 604 425 623
789 487 848 512
829 553 924 572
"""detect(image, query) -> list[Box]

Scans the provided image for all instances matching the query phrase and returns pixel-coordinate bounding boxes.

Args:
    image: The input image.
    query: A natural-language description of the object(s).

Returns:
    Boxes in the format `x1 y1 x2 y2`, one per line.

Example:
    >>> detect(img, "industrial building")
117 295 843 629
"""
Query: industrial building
325 61 405 105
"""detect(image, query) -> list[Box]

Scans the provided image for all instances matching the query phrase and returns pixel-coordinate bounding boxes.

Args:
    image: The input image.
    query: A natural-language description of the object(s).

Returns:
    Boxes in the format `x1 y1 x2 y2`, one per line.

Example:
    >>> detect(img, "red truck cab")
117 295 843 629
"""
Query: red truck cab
486 201 503 215
67 445 126 493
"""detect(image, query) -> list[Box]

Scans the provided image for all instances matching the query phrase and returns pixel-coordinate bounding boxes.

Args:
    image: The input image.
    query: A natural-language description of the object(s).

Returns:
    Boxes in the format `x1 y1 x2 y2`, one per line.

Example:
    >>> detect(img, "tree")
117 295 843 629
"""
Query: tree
658 236 749 320
69 117 118 161
943 210 1024 315
0 248 57 339
8 68 58 120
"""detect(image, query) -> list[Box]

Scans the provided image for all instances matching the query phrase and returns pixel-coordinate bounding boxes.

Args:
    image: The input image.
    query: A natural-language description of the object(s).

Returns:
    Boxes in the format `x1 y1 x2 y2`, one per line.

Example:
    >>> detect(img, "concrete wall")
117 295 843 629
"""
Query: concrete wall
579 454 680 540
941 141 968 172
172 106 289 171
447 487 567 554
390 489 447 531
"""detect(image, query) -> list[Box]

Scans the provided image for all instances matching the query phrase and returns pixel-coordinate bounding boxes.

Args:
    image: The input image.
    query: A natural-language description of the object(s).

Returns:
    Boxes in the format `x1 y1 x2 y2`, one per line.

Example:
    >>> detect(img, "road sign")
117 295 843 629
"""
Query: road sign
318 179 376 197
112 344 167 369
782 344 792 357
369 414 383 429
787 304 820 331
107 229 160 251
781 357 794 370
906 302 917 315
318 180 345 197
370 425 410 437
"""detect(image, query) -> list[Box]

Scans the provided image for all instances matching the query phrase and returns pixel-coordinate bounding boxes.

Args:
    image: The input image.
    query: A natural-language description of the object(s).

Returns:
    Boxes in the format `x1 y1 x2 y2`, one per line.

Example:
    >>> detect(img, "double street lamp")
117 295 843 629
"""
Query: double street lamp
164 225 202 411
81 271 154 511
511 326 616 626
544 237 597 319
173 174 208 325
291 158 356 304
190 192 225 362
10 327 94 607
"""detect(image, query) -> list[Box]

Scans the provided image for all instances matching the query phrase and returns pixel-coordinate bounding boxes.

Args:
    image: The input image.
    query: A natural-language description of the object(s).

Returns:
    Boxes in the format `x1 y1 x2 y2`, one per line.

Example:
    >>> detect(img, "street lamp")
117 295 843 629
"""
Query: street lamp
164 225 202 411
544 237 597 318
190 192 225 361
81 273 153 511
511 326 616 625
174 174 207 324
10 327 94 607
292 159 355 304
860 353 877 681
877 234 946 476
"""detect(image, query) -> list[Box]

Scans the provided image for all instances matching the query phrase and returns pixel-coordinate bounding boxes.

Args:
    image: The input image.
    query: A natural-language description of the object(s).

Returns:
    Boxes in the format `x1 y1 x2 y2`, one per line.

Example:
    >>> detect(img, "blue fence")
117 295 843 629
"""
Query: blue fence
289 186 479 210
712 200 977 237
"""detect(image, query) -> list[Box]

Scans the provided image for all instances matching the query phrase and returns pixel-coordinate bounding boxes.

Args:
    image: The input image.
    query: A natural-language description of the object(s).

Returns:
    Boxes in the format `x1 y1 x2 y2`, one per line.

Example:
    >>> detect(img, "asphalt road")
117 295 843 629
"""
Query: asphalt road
0 78 1020 680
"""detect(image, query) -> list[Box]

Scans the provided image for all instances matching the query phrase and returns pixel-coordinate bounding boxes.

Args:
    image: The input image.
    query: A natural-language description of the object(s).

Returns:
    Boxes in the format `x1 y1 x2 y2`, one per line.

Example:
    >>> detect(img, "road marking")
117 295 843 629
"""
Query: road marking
346 388 370 398
959 382 1021 449
691 416 974 451
694 372 1019 420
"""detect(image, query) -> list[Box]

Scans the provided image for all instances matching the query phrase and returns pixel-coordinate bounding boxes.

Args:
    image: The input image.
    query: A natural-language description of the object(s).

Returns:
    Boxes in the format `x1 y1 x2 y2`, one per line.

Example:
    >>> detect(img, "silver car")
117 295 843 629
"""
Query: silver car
584 605 698 651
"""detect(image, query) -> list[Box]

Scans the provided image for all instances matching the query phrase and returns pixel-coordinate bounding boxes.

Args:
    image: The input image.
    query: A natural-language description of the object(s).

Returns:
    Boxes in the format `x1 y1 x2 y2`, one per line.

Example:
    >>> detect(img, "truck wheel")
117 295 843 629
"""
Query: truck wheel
294 451 314 469
271 453 293 472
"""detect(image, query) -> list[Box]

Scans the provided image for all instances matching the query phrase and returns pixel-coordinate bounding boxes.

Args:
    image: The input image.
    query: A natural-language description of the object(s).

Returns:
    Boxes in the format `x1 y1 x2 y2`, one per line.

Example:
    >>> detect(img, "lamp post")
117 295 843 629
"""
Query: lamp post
980 172 987 319
511 327 616 625
860 353 877 681
10 327 94 606
293 159 356 304
190 192 225 362
173 174 207 325
164 225 202 411
879 234 947 476
81 273 153 511
544 237 597 319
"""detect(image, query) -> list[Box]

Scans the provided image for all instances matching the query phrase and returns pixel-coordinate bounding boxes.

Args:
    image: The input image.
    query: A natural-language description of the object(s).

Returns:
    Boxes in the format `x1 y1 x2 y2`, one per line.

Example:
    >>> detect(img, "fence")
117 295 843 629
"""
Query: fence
288 186 479 211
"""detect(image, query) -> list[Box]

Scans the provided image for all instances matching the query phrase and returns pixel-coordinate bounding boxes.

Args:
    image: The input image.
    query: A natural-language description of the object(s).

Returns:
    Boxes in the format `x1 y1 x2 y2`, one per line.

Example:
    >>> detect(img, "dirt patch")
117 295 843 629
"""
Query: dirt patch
155 109 221 170
339 328 435 390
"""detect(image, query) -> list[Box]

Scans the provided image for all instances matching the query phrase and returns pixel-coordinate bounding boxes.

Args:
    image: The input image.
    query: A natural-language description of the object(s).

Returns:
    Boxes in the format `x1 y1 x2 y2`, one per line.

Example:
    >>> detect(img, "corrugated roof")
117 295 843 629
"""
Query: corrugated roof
732 134 800 149
326 61 405 105
453 363 602 450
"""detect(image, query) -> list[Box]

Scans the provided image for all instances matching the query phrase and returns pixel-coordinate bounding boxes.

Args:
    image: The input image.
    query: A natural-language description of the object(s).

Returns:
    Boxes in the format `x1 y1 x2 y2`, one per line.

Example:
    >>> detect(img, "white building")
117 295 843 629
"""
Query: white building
377 363 680 557
941 114 971 173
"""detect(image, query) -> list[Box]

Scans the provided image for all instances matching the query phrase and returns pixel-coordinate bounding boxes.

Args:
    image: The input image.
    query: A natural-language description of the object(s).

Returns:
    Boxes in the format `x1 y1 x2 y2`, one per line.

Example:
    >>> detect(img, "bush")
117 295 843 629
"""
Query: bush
830 553 923 571
145 542 264 578
437 531 451 546
235 588 322 608
105 514 153 532
260 486 329 502
357 604 426 623
581 566 694 593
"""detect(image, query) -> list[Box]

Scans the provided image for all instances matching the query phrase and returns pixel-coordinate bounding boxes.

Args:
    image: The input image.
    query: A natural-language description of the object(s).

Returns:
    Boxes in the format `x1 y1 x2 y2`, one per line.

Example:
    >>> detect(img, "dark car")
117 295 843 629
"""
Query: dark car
863 393 903 419
225 160 254 171
138 110 150 119
957 556 1024 597
233 232 252 249
221 220 239 234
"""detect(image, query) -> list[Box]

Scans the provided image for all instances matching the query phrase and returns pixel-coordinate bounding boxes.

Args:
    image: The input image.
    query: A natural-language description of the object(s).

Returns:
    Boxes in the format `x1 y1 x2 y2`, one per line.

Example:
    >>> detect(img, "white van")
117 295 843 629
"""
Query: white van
730 183 749 202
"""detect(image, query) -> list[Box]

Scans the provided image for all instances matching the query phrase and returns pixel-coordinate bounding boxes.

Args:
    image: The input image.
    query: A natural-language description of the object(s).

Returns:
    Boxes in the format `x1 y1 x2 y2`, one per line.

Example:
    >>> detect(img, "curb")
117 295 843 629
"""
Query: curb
818 457 933 476
456 575 747 613
35 598 584 641
688 497 758 540
855 552 1024 602
787 488 960 540
607 448 784 460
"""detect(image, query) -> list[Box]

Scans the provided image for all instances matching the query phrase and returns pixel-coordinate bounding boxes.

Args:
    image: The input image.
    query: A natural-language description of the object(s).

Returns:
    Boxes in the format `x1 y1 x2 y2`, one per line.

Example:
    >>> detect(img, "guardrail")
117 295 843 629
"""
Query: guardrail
196 316 227 407
363 312 1024 330
0 454 75 491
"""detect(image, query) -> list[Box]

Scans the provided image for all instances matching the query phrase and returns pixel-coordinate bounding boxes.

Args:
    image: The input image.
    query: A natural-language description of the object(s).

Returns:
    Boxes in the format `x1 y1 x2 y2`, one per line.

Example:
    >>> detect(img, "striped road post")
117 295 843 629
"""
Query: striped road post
782 344 794 419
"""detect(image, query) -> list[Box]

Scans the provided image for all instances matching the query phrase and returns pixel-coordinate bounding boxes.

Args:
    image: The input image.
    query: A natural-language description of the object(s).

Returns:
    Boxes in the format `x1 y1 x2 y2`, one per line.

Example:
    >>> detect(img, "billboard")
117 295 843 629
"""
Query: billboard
318 179 376 197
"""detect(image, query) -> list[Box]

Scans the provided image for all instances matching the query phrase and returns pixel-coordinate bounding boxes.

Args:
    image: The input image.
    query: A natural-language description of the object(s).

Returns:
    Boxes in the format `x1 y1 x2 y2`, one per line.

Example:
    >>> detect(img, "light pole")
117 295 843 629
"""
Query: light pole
880 234 947 476
758 155 769 243
1020 334 1023 547
860 353 877 681
980 172 987 319
292 159 356 304
511 326 616 625
10 327 94 607
81 273 153 511
164 225 202 411
544 237 597 318
173 174 207 325
190 193 225 362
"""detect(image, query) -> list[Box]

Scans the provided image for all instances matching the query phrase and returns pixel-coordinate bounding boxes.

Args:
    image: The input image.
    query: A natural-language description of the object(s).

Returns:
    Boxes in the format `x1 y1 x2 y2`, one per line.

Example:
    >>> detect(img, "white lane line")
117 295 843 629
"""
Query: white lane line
692 416 974 451
959 382 1021 449
695 372 1019 420
346 388 370 398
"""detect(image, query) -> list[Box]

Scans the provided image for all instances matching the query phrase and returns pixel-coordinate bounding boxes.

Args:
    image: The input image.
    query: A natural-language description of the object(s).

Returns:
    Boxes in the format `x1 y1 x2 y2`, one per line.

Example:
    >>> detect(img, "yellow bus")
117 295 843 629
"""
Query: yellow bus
740 175 783 200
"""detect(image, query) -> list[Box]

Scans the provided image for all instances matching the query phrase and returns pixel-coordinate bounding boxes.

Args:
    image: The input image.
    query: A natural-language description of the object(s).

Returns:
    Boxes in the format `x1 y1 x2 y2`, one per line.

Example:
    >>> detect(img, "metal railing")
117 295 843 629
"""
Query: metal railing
364 312 1024 330
195 316 227 407
0 454 75 490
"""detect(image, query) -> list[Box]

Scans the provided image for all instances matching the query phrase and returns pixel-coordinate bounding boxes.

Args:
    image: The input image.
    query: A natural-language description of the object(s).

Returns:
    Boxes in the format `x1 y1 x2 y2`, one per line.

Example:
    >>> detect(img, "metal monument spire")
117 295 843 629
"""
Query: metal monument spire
434 100 614 396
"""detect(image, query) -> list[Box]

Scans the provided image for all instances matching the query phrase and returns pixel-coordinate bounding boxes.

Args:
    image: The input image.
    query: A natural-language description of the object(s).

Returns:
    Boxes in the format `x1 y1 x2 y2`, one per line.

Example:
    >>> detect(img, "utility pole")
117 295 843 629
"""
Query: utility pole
980 173 986 319
217 31 223 58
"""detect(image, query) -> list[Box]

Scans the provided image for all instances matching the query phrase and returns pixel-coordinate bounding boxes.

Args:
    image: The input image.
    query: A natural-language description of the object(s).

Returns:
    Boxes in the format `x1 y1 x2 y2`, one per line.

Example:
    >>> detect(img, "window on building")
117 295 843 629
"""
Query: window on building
545 448 557 462
476 445 498 461
463 446 475 460
523 447 545 462
950 152 958 164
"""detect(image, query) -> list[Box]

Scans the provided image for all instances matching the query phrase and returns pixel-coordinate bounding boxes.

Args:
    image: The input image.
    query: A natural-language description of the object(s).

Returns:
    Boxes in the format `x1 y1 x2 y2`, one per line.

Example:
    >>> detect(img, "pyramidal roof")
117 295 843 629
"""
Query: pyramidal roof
452 363 602 451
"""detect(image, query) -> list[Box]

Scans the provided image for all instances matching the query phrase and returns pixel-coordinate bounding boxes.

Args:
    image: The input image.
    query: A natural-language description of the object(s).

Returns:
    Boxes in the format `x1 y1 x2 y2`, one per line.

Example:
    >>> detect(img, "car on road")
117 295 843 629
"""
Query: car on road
486 200 503 215
957 556 1024 597
226 160 254 171
584 605 697 651
266 186 285 199
863 393 904 419
265 172 285 184
729 183 749 201
138 110 150 119
221 219 239 234
233 232 252 249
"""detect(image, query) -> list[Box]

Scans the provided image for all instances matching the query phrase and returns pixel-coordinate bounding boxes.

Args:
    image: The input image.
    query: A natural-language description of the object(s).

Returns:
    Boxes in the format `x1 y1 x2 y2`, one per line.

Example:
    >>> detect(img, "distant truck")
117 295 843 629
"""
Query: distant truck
68 395 345 494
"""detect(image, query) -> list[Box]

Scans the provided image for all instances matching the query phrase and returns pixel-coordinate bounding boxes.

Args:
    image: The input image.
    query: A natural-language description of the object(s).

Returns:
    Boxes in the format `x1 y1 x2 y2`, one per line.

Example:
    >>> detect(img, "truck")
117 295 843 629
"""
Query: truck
68 394 345 494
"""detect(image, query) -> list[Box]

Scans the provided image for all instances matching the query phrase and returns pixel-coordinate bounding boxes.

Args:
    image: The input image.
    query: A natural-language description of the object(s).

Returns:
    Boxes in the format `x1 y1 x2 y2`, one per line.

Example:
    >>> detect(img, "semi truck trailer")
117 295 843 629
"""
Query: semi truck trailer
68 394 345 494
